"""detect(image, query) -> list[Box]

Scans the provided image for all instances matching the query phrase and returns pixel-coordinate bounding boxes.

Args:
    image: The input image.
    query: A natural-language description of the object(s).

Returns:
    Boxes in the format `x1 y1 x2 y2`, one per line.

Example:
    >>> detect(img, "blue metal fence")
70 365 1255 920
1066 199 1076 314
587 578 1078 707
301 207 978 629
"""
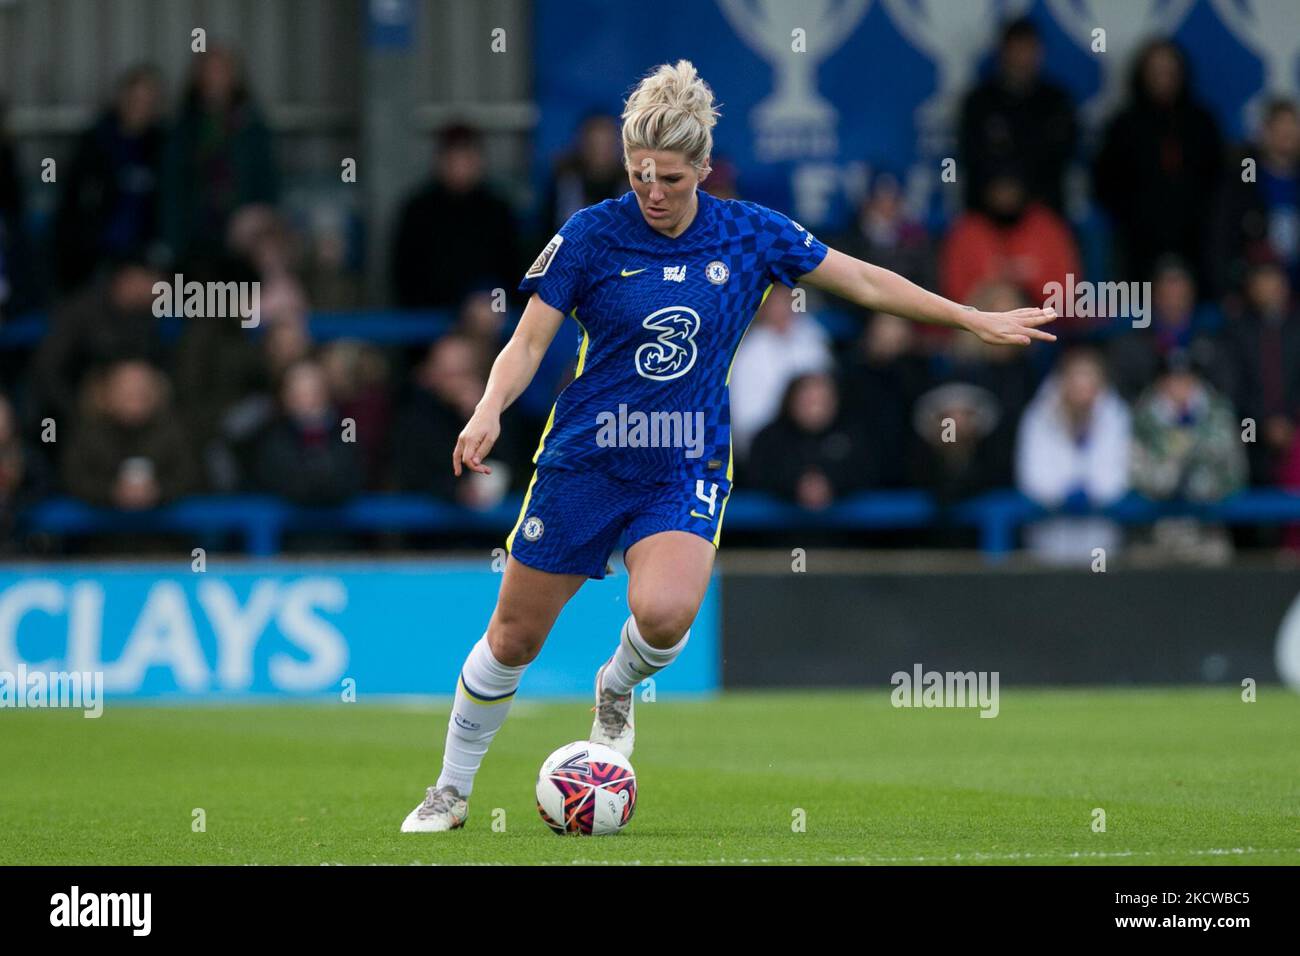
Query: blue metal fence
19 489 1300 559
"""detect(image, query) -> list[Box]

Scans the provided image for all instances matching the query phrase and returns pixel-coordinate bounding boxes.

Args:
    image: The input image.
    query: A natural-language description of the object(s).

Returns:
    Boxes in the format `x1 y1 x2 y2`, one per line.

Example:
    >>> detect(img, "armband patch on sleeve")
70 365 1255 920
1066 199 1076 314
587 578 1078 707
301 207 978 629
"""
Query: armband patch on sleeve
526 234 564 278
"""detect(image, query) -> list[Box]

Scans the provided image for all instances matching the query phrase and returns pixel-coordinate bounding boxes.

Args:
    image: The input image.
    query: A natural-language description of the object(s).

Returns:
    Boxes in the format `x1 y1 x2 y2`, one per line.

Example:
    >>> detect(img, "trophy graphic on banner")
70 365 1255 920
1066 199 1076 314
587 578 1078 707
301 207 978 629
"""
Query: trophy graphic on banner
880 0 1031 154
1046 0 1196 128
717 0 871 162
1210 0 1300 132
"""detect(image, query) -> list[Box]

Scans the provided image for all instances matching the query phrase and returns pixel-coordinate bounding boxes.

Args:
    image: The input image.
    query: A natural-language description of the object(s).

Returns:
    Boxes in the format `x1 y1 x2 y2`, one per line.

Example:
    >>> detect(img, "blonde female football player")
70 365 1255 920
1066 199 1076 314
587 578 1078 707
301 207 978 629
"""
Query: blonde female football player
402 60 1055 831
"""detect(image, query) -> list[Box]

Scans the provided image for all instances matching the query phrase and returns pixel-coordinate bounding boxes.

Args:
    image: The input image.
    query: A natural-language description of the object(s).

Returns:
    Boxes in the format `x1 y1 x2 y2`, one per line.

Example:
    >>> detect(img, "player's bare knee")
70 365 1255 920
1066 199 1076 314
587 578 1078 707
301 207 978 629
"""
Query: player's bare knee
631 605 694 649
485 614 544 666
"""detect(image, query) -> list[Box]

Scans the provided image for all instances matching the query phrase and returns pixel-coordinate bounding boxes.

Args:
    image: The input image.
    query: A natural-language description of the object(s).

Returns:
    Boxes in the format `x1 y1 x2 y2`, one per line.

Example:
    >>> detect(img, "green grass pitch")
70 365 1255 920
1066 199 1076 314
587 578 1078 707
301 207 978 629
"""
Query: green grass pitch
3 687 1297 865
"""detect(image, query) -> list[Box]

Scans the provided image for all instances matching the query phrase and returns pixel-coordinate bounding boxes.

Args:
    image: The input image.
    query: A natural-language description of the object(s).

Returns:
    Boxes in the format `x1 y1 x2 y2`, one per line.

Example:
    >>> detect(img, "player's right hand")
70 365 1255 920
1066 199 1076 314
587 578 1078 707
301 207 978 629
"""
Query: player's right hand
453 409 501 476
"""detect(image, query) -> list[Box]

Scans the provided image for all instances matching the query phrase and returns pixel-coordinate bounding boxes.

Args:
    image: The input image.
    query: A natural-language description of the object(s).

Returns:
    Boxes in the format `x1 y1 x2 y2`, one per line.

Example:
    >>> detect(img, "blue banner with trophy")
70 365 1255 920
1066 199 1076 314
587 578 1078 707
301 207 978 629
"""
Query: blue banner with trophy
533 0 1298 230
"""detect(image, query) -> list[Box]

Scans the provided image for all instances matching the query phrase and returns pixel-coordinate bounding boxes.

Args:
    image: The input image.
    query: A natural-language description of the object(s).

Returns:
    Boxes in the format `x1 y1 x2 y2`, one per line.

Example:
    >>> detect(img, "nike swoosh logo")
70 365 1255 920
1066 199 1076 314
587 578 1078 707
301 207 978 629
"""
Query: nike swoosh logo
620 268 647 277
689 510 714 521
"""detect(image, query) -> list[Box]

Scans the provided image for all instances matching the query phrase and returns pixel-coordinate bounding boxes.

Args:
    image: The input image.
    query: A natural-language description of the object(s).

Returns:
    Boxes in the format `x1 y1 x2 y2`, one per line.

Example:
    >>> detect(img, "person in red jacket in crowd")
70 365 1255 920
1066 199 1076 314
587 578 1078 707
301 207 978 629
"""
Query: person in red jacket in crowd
940 163 1081 331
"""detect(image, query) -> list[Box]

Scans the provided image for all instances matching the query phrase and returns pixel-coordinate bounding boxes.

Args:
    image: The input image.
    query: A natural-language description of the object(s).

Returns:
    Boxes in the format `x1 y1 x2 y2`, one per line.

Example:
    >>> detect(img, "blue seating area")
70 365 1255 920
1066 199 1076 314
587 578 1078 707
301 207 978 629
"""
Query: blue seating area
19 489 1300 558
10 308 1298 558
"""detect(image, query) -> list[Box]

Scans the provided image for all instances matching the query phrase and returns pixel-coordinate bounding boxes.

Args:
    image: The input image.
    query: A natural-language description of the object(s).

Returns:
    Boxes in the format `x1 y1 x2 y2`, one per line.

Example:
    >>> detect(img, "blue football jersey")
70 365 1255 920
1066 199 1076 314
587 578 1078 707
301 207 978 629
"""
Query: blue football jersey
518 189 828 483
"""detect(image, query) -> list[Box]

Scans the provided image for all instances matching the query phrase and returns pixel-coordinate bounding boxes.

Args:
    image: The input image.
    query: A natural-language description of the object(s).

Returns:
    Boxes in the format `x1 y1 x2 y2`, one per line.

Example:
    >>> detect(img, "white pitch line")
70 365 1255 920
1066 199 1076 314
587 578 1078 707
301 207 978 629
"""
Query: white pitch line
439 846 1300 866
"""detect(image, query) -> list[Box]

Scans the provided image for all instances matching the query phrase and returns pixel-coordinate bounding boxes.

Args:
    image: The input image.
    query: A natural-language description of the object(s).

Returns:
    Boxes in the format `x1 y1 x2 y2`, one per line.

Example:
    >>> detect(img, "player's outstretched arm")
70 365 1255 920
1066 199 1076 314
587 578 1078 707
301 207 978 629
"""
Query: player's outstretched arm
802 248 1057 347
453 293 567 476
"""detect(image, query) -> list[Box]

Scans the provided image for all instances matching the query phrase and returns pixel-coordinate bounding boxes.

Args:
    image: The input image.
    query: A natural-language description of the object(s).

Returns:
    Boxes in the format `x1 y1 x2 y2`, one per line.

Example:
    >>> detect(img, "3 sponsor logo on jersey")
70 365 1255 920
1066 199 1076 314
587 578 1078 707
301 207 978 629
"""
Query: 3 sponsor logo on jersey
635 305 700 380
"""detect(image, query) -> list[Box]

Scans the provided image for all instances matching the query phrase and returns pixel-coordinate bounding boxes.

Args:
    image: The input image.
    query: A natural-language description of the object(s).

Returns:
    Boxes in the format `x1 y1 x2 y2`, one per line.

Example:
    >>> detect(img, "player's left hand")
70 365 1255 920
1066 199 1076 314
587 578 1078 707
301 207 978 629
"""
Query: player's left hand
964 307 1057 347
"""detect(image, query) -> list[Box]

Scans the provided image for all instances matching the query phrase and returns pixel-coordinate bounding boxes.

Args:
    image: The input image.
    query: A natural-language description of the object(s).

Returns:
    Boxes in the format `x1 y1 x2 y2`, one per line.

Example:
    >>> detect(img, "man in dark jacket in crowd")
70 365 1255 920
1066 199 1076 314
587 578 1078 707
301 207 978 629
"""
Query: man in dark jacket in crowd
53 65 166 292
748 371 875 509
32 259 166 429
254 358 363 506
1210 98 1300 299
391 333 525 504
391 123 519 310
160 46 278 267
62 359 196 509
1092 39 1224 283
1221 257 1300 485
958 17 1077 216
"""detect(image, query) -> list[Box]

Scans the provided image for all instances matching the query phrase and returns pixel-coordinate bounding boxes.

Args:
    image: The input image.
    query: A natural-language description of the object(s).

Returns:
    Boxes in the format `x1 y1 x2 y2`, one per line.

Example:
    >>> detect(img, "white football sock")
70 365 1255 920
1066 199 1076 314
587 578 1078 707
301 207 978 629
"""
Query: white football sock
601 615 690 696
435 635 527 796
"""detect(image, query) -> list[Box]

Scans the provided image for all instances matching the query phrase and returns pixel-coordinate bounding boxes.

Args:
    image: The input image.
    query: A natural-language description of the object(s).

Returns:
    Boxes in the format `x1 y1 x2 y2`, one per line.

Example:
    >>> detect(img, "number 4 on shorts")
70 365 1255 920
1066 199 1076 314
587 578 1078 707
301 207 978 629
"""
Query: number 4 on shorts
692 480 718 520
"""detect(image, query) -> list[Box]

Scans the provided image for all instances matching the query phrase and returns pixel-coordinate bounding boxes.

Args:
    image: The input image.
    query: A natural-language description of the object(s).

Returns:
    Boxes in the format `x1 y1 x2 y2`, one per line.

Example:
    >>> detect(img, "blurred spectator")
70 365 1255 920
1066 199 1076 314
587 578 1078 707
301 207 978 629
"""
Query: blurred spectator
224 204 310 324
320 339 392 489
454 289 578 430
263 306 315 384
1131 351 1246 502
1220 257 1300 485
1092 39 1223 284
392 123 518 309
62 360 196 509
253 359 363 505
838 311 931 487
172 255 269 490
541 114 628 232
748 371 873 509
392 334 518 506
53 65 166 292
455 289 509 377
1211 98 1300 299
729 284 833 461
1015 347 1131 563
942 281 1039 482
940 165 1080 318
908 381 1006 507
748 371 868 509
160 46 278 266
32 260 165 426
958 17 1077 216
1130 353 1245 563
836 170 935 292
0 98 28 317
1106 256 1225 402
0 392 51 546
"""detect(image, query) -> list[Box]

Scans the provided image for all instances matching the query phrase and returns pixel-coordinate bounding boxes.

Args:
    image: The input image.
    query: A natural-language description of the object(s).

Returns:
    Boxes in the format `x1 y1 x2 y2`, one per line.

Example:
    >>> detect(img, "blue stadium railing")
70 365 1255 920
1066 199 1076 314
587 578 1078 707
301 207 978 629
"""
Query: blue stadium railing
18 489 1300 559
0 311 457 347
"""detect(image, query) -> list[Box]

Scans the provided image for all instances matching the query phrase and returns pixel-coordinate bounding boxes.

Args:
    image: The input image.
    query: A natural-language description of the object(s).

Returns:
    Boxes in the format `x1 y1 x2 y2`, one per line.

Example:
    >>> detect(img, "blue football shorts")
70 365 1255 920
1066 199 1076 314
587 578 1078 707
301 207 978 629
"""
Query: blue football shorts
505 466 732 579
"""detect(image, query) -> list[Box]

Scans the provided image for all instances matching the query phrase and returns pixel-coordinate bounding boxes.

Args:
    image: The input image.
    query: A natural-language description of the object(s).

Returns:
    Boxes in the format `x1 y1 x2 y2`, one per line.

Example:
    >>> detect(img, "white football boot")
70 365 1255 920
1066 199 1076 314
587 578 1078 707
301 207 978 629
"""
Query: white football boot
590 659 635 758
400 784 468 832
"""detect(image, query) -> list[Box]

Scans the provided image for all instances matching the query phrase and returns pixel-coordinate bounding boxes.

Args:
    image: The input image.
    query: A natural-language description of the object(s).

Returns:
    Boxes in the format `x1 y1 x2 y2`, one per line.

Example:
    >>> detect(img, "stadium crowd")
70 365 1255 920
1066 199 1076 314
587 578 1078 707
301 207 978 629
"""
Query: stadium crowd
0 22 1298 559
